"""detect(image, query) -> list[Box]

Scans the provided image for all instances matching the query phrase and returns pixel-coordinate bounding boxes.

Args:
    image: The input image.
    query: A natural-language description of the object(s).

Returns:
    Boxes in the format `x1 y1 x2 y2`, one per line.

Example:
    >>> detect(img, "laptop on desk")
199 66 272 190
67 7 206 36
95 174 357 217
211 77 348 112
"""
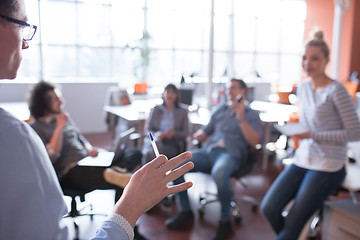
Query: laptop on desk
77 128 135 167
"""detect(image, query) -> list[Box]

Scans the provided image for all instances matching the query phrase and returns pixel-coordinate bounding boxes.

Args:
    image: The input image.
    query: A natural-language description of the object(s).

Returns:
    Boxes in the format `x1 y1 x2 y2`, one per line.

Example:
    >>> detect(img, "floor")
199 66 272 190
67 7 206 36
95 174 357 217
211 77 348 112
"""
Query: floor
62 132 351 240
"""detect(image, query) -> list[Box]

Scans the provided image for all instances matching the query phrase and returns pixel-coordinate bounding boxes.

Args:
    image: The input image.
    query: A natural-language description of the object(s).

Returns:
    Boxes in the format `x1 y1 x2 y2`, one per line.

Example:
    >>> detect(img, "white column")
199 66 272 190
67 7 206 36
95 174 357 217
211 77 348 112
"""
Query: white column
331 0 350 80
207 0 215 109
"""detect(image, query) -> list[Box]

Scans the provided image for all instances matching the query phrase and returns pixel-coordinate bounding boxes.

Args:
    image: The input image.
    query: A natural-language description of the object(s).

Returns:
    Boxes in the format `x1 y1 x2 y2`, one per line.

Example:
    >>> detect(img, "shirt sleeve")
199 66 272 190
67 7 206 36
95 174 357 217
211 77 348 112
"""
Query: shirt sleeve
246 108 263 140
312 84 360 143
91 214 134 240
203 105 225 136
145 106 160 132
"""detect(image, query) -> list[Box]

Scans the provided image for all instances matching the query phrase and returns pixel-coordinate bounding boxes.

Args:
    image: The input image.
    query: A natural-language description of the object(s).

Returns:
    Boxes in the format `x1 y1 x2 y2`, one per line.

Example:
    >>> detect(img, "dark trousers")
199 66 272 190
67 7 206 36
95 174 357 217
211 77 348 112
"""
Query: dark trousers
60 165 123 202
60 148 142 202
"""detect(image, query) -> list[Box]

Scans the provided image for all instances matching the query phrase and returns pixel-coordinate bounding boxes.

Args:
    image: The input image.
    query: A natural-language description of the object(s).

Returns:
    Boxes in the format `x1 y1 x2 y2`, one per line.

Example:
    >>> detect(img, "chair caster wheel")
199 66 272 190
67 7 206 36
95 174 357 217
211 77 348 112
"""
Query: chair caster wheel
198 209 204 218
252 205 258 212
235 216 242 224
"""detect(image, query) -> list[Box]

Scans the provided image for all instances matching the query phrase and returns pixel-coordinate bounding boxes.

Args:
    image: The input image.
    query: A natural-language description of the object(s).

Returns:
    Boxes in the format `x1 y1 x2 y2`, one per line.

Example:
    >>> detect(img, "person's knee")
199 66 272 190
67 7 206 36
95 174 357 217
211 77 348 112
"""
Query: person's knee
211 168 227 187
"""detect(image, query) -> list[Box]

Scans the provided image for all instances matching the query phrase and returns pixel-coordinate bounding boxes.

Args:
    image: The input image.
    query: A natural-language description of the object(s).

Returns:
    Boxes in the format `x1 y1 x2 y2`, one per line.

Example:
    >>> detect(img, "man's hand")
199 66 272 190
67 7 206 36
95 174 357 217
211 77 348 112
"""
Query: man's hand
231 98 246 122
164 128 175 139
113 152 194 227
88 148 99 157
193 129 206 142
56 113 68 129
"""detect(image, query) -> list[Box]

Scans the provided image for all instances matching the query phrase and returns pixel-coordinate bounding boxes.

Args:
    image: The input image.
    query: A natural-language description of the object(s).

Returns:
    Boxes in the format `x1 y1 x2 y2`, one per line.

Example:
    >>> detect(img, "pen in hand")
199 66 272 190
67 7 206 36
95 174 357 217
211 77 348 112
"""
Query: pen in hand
149 132 160 157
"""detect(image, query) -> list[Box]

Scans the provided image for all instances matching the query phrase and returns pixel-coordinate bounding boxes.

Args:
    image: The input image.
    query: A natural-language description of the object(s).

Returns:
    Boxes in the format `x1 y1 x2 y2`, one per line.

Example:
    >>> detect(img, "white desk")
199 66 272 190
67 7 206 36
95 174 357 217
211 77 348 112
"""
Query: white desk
104 99 211 149
104 99 211 128
250 101 298 170
188 108 211 126
250 101 298 123
105 99 298 169
0 102 30 121
104 98 163 122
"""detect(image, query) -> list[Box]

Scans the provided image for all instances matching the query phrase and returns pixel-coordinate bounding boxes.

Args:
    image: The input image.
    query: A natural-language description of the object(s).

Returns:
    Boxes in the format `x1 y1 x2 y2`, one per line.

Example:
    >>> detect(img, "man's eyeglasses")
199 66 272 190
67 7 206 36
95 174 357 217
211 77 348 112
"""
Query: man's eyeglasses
0 14 37 41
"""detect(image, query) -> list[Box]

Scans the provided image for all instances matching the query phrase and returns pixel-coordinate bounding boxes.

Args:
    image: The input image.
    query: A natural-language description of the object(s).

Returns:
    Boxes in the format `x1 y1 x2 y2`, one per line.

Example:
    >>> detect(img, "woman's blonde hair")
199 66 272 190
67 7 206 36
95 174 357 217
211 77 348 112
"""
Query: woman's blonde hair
305 30 330 58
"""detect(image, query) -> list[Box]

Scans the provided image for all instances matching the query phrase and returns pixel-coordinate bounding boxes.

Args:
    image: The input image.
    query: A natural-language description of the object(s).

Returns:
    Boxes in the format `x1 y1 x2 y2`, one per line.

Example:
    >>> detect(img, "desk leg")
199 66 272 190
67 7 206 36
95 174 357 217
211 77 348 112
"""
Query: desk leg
349 191 360 205
262 122 272 170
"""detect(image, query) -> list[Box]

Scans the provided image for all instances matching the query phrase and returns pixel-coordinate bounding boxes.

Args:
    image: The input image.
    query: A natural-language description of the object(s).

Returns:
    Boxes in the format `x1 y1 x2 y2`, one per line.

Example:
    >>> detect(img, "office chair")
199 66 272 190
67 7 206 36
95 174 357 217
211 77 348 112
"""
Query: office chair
62 186 107 240
198 146 259 224
104 86 131 140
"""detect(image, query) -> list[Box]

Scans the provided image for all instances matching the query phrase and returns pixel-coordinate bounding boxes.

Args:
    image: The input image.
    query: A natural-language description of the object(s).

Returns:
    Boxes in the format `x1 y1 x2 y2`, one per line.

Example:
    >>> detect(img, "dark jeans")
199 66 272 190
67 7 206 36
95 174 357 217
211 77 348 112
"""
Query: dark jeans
260 164 346 240
60 148 142 202
173 147 243 221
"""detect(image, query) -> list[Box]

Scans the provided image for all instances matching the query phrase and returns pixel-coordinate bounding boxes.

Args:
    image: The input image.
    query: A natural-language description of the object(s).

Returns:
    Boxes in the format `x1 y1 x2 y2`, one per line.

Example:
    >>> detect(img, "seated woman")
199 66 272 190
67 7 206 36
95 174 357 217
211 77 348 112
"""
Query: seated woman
142 84 189 164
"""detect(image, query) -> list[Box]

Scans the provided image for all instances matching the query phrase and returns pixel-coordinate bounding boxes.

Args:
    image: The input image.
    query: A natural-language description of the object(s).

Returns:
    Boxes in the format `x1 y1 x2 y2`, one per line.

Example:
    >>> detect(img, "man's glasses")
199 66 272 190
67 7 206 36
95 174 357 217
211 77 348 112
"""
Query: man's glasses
0 14 37 41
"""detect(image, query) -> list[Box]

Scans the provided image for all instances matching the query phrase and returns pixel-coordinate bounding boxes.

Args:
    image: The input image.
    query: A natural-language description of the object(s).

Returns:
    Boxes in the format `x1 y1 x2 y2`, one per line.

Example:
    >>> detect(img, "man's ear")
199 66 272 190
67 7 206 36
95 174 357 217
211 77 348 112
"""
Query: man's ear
240 88 247 96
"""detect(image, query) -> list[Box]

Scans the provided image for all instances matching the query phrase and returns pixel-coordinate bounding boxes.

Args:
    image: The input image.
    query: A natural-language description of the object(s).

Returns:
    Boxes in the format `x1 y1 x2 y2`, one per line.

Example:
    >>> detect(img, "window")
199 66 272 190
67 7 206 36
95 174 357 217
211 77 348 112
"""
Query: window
19 0 306 91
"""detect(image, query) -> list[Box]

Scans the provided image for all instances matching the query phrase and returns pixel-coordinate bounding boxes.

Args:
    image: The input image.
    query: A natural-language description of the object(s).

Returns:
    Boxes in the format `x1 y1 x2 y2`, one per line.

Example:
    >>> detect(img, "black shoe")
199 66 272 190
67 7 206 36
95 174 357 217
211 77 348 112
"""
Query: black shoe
212 221 232 240
165 211 194 230
134 225 147 240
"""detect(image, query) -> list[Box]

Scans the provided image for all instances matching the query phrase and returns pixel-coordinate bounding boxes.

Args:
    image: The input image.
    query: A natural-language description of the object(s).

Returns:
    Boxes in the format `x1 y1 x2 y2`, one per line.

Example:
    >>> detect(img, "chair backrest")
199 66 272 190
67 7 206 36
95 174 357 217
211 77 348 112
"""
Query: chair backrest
104 86 131 135
231 147 258 179
105 86 131 107
179 88 194 106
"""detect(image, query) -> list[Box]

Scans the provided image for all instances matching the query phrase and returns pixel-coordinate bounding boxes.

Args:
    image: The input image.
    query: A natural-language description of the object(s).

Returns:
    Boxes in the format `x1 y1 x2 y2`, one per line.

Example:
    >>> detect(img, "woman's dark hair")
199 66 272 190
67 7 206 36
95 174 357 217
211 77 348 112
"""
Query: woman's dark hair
305 30 330 58
0 0 19 17
28 81 58 119
162 83 180 108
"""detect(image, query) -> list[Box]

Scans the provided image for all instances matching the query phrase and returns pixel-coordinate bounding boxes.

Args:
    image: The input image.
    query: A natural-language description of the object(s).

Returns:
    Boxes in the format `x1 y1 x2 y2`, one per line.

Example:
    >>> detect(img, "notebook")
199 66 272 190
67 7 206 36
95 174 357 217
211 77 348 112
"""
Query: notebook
77 127 135 167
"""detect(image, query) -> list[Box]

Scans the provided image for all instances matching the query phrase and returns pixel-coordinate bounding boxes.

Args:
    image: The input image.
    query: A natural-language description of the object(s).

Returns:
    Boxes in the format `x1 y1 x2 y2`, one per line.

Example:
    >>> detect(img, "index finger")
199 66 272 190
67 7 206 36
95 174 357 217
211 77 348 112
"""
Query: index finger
162 152 192 172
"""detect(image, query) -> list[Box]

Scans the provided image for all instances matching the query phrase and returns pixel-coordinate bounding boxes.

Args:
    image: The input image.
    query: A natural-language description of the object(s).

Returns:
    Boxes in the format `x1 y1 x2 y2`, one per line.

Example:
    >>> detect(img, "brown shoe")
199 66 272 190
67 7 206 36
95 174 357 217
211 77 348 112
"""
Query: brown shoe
103 168 132 188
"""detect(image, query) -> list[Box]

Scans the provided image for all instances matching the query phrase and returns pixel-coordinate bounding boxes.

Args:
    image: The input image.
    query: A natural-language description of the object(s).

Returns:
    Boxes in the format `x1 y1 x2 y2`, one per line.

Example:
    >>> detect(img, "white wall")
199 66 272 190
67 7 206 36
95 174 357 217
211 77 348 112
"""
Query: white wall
0 82 117 133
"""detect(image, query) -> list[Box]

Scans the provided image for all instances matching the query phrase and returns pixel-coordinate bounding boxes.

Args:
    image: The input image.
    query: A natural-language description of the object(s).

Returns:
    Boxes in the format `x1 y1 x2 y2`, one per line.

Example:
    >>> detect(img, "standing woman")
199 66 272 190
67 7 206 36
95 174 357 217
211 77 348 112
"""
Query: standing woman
260 31 360 240
143 84 189 164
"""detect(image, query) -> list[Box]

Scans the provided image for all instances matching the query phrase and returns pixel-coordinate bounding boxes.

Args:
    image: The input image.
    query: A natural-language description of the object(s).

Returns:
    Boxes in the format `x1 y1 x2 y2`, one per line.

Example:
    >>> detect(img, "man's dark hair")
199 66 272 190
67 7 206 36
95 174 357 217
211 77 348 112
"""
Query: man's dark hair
231 78 247 90
28 81 57 119
0 0 19 17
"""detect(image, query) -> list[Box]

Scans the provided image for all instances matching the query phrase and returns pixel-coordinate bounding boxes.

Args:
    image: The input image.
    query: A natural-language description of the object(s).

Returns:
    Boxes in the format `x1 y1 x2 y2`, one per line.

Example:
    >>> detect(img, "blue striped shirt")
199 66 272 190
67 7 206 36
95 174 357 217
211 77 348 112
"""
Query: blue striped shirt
294 80 360 172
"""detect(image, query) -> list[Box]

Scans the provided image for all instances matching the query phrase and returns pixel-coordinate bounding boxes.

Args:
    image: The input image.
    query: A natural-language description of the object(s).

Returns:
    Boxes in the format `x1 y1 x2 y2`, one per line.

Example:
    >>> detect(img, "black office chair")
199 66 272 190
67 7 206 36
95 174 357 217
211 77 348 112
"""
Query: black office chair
62 186 107 240
198 146 259 224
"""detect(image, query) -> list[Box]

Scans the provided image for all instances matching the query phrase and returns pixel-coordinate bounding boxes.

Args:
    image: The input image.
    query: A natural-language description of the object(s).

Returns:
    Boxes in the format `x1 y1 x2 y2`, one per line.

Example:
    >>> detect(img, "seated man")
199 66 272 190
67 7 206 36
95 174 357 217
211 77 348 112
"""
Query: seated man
165 79 262 240
27 81 141 201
